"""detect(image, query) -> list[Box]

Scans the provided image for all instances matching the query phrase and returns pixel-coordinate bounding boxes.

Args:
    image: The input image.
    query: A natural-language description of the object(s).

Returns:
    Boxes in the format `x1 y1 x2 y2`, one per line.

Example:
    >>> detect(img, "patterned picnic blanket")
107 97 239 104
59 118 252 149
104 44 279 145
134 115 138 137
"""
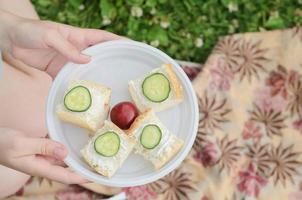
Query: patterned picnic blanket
6 27 302 200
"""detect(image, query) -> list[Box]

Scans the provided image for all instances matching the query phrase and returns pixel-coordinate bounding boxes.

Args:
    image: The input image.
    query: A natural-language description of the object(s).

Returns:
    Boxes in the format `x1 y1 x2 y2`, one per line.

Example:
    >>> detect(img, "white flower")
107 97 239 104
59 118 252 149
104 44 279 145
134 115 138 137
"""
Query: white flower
160 20 170 28
131 6 143 17
58 12 66 21
102 16 111 25
150 40 160 47
152 17 159 24
228 25 235 33
201 16 207 21
259 27 267 32
195 38 203 48
186 33 191 38
295 9 302 16
78 4 85 10
232 19 239 28
227 2 238 12
150 8 157 15
270 11 279 18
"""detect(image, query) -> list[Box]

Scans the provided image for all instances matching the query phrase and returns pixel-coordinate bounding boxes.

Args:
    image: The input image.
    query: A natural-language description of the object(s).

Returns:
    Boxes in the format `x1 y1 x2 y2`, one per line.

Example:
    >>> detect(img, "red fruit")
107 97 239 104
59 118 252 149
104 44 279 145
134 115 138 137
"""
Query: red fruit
110 101 139 130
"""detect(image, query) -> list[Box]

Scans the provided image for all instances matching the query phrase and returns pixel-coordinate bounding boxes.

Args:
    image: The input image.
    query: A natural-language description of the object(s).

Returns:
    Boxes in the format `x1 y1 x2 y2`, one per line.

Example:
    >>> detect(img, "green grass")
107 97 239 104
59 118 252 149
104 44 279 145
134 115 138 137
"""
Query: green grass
31 0 302 63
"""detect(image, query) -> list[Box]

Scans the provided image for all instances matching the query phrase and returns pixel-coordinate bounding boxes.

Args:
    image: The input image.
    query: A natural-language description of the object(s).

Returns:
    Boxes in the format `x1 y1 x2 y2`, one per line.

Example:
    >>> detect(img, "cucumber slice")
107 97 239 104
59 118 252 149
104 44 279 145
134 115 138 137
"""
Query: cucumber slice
94 131 120 157
142 73 171 103
64 86 92 112
140 124 162 149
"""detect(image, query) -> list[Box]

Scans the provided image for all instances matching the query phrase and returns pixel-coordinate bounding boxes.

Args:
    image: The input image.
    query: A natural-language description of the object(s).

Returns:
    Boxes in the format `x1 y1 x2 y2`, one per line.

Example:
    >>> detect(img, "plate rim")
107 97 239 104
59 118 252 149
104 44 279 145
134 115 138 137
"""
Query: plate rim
46 40 199 187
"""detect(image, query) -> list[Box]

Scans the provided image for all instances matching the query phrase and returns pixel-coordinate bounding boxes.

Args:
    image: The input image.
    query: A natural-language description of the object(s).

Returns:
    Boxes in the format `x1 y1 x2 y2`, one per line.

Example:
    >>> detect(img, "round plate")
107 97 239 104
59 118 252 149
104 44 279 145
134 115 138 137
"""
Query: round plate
46 40 198 187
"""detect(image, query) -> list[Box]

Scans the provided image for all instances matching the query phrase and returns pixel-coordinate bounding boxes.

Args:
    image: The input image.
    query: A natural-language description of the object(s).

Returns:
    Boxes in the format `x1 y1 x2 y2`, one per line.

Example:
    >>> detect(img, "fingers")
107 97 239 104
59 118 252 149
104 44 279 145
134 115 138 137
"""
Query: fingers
49 167 89 184
21 156 88 184
33 157 88 184
19 137 67 160
4 130 88 184
36 155 67 167
81 29 123 46
44 30 90 64
10 136 88 184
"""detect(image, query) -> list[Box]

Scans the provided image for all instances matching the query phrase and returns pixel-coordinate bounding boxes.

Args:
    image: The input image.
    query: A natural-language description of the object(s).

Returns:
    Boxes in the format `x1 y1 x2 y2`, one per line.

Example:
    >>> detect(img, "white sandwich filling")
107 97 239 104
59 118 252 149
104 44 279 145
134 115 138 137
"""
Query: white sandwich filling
59 80 109 130
81 122 134 177
131 68 176 107
132 116 181 166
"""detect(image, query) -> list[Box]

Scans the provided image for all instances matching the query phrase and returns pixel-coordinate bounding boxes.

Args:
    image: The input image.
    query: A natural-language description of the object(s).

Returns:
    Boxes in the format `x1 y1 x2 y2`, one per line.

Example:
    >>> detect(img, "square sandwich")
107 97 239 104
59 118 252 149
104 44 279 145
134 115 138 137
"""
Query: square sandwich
81 120 135 177
127 109 184 169
56 80 111 133
128 64 183 112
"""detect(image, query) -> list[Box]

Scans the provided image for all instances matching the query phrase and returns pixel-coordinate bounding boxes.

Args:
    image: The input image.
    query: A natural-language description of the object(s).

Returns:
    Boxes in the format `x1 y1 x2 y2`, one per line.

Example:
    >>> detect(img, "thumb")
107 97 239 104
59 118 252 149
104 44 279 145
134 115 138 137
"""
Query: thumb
22 137 68 160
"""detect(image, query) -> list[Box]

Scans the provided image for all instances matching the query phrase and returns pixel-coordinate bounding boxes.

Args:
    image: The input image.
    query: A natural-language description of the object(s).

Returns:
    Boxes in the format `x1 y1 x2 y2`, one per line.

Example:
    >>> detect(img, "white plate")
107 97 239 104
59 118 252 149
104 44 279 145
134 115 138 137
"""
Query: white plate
46 40 198 187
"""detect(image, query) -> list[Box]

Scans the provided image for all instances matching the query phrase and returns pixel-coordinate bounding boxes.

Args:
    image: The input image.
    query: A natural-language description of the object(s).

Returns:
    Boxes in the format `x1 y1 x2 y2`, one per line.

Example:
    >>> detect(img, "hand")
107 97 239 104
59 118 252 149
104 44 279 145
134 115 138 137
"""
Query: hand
0 128 88 184
0 10 122 77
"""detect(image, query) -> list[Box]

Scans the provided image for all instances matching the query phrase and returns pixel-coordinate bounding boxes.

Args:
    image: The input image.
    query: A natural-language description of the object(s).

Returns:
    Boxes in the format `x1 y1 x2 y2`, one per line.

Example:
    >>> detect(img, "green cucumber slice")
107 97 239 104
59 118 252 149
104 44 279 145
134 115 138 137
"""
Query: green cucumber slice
94 131 120 157
142 73 171 103
140 124 162 149
64 86 92 112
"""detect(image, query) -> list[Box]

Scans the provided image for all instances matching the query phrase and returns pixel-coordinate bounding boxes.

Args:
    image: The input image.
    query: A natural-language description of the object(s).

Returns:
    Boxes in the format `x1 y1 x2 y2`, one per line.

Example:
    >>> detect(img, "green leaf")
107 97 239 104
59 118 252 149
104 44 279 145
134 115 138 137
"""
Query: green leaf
220 0 238 7
99 0 117 19
159 0 167 4
36 0 52 7
32 0 301 63
264 16 285 29
68 0 83 8
117 6 128 18
90 17 102 29
146 0 157 7
126 0 144 5
127 17 140 33
147 26 169 46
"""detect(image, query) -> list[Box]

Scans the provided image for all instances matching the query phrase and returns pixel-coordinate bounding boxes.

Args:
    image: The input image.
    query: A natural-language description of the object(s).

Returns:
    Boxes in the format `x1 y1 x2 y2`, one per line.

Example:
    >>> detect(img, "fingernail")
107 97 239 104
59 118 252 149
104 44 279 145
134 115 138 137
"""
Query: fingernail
80 54 91 63
53 147 67 159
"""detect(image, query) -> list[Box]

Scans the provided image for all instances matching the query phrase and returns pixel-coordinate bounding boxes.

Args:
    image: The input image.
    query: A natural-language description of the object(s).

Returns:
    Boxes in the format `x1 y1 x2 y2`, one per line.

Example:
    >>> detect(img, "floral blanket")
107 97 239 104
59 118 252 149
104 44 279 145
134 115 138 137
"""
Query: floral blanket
6 27 302 200
192 27 302 200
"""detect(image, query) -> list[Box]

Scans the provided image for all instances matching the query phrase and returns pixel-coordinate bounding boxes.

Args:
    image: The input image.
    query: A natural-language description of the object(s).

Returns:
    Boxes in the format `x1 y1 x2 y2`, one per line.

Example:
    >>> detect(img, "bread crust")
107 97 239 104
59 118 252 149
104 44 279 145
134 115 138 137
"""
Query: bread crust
128 64 183 112
57 110 95 131
126 108 153 135
82 148 111 177
128 81 146 112
163 63 183 100
126 109 184 170
154 136 183 169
